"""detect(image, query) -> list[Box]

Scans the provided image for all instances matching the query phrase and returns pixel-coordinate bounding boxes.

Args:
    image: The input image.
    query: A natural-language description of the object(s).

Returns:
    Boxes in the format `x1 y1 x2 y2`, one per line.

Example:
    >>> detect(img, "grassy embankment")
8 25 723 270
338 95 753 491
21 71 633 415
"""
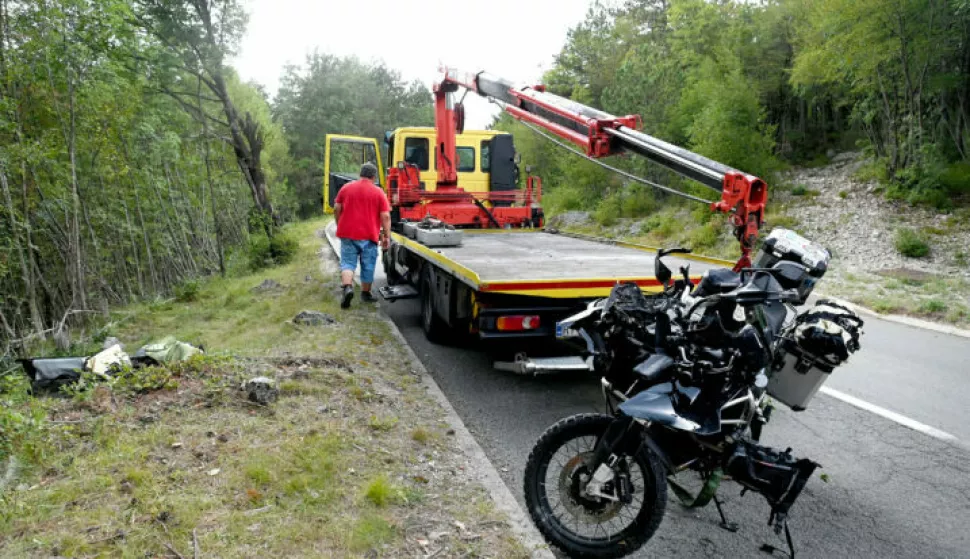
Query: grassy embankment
0 217 528 558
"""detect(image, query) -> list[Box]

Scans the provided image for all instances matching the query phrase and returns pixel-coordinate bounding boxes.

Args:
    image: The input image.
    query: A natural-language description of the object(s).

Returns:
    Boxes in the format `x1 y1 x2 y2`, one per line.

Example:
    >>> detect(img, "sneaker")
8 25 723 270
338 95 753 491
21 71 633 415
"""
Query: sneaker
341 285 354 309
361 291 378 303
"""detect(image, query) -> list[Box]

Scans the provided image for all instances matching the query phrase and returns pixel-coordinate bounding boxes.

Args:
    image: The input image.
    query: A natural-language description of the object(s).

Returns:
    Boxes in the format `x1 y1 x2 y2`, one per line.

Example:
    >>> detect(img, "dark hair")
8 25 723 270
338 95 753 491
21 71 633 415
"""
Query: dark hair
360 162 378 179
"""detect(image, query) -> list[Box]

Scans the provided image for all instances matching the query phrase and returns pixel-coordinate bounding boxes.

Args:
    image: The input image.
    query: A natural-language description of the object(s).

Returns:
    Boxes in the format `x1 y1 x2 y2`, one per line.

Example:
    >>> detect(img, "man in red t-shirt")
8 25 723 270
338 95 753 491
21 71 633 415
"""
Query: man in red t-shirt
334 163 391 308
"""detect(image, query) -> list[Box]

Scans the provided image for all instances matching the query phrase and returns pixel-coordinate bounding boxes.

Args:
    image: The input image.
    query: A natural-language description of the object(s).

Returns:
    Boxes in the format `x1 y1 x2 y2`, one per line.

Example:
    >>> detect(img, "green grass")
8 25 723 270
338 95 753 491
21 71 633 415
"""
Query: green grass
831 270 970 328
0 217 529 559
918 299 948 315
894 228 931 258
790 184 821 197
364 474 400 507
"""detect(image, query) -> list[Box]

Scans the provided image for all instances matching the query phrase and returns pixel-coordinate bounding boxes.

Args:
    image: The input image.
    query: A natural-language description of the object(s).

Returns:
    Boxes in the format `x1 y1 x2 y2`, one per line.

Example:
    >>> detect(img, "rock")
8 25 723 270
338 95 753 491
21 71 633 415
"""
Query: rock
546 211 590 229
293 310 335 326
102 337 122 350
316 405 329 414
252 279 281 292
242 376 279 405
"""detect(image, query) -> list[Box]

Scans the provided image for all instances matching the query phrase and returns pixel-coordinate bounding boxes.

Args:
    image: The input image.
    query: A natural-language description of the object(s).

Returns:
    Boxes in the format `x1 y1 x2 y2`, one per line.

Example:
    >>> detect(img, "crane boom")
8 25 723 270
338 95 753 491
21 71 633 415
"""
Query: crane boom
438 67 767 270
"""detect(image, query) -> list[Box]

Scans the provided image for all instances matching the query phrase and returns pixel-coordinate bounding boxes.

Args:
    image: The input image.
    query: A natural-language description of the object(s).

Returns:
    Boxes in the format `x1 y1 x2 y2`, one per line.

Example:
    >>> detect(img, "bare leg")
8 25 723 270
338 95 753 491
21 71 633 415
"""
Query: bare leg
341 270 354 286
362 282 372 293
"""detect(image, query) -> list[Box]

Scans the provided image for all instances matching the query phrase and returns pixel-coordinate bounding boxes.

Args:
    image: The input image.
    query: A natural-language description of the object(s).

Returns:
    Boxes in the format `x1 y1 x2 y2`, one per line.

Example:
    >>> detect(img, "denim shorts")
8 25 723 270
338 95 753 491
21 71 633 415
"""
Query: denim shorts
339 238 378 284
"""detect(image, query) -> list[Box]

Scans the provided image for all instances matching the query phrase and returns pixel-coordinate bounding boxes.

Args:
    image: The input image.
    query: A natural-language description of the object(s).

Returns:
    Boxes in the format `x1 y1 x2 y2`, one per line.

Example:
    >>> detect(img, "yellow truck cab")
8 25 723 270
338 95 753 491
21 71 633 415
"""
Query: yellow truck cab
323 128 516 213
386 127 509 195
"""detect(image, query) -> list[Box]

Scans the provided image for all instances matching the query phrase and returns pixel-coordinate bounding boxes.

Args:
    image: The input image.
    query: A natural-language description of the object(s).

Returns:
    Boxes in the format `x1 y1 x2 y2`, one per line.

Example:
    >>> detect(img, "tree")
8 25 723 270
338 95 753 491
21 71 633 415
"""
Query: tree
273 53 433 218
136 0 278 231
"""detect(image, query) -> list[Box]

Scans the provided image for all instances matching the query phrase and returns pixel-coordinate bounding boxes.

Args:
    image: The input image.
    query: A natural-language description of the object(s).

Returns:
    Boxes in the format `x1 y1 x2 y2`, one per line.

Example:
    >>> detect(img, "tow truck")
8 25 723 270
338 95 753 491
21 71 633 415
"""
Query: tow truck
324 68 767 372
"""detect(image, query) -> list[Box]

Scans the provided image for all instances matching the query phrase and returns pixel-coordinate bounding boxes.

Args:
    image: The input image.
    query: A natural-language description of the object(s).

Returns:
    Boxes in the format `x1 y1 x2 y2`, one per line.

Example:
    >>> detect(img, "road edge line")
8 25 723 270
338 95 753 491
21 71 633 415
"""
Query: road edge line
322 224 555 559
819 386 959 442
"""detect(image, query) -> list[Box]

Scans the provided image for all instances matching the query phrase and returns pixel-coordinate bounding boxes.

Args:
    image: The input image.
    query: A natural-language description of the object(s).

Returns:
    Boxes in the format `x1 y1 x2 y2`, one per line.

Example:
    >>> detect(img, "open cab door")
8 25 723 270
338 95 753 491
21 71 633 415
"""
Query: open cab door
323 134 385 214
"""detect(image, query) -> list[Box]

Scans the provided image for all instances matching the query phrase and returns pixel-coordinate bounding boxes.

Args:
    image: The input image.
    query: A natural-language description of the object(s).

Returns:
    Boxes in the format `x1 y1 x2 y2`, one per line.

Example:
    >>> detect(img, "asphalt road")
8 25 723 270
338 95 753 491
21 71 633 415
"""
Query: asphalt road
380 296 970 559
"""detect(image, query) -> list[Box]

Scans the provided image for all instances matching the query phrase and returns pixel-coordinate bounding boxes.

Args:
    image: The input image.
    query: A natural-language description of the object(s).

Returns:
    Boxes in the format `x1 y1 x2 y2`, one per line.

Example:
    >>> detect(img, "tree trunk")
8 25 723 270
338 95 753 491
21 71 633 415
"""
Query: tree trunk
0 165 44 336
198 78 225 276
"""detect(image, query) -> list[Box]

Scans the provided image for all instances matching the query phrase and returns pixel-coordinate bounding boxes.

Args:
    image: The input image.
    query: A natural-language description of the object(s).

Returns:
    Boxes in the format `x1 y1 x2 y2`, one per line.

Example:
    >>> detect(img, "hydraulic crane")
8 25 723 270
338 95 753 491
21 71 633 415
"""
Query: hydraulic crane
388 67 768 271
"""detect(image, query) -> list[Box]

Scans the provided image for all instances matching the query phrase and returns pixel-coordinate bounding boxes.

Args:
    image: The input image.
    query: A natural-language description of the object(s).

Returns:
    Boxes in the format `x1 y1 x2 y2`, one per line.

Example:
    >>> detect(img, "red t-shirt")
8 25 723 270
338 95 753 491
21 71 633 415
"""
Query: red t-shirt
335 179 390 243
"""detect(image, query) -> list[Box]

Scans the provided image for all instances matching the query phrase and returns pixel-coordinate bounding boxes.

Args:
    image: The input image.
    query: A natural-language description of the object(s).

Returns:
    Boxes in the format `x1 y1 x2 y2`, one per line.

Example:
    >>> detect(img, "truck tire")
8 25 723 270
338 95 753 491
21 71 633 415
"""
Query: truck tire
420 267 448 343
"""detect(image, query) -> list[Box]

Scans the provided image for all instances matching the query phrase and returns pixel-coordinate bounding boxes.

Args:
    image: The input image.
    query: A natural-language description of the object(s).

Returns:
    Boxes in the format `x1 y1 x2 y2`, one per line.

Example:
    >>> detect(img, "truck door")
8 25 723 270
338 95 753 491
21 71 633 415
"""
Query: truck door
400 134 435 191
323 134 385 214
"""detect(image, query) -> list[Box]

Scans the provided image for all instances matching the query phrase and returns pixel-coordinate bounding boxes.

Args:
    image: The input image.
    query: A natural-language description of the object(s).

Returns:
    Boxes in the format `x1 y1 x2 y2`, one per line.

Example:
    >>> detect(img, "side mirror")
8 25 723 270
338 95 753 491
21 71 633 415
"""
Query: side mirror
655 257 672 287
514 152 522 164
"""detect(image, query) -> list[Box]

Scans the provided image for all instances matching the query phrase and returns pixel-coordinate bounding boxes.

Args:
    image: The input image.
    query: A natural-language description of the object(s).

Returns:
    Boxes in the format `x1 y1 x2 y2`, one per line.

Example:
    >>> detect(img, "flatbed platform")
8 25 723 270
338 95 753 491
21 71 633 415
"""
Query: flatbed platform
392 230 732 299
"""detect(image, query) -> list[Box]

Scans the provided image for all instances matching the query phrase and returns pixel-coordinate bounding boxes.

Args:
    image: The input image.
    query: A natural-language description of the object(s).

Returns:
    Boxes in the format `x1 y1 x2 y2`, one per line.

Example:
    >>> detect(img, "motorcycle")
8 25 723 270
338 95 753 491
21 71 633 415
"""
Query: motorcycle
522 233 863 559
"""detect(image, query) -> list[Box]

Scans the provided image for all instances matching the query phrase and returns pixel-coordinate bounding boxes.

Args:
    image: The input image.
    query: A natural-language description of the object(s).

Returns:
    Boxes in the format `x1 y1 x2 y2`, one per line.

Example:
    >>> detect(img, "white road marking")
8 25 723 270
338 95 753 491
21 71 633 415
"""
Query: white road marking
819 386 958 442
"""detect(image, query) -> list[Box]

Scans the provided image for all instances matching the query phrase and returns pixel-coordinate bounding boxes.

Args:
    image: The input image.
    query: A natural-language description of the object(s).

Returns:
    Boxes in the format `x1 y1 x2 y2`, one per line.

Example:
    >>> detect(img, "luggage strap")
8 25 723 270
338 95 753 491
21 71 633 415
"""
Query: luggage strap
667 468 722 508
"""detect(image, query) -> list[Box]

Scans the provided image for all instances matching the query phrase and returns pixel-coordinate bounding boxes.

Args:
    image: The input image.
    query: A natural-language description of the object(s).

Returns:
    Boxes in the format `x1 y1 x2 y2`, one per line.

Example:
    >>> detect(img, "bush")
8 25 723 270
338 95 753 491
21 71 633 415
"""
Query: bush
543 184 588 214
687 222 720 251
248 231 299 270
593 192 623 227
639 210 681 239
894 228 930 258
174 279 200 302
621 185 658 217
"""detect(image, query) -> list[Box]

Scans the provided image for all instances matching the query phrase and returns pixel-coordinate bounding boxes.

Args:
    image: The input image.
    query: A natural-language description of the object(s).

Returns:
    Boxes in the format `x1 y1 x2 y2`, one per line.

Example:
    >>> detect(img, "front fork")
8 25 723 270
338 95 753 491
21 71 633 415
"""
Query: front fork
584 416 641 504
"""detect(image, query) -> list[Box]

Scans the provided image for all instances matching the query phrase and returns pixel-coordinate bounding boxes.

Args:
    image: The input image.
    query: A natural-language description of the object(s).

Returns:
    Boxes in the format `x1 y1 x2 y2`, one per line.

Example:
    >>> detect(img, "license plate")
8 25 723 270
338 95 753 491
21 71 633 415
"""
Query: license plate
556 323 577 339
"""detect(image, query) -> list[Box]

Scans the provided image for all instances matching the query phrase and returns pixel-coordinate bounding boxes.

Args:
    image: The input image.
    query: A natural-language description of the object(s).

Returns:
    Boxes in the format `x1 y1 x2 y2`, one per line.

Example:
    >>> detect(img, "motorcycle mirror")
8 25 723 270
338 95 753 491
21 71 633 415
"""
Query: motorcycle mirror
653 250 673 287
680 264 691 292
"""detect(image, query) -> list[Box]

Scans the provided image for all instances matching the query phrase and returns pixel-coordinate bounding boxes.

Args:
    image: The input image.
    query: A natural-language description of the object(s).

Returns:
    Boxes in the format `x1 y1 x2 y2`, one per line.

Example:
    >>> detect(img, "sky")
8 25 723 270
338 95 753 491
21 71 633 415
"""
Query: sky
232 0 596 129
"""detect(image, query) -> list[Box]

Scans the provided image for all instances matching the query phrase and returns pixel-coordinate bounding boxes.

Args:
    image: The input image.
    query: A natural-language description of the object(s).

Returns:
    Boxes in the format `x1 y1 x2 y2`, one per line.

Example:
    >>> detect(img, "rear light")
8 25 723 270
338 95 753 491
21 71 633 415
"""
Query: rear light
496 315 541 331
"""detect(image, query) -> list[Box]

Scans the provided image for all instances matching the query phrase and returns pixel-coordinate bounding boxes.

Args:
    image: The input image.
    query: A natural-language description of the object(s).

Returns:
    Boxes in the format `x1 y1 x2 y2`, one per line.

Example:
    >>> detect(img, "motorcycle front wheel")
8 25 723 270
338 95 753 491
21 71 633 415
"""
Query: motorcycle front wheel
523 413 667 559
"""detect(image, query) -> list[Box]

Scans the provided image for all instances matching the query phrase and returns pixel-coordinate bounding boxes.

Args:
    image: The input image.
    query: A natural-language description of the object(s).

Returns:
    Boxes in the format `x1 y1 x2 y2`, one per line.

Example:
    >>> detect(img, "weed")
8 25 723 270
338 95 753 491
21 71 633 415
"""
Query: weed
248 230 299 271
348 513 396 551
364 475 399 507
945 305 969 324
838 190 849 199
918 299 947 315
245 464 273 486
868 298 902 314
368 415 398 432
791 185 820 197
174 279 201 302
894 228 931 258
411 428 431 445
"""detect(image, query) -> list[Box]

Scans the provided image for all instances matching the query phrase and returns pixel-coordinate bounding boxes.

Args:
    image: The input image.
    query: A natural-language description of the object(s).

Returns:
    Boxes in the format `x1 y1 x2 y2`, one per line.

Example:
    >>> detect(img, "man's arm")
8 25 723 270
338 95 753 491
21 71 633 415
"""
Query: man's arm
379 211 391 249
333 203 343 224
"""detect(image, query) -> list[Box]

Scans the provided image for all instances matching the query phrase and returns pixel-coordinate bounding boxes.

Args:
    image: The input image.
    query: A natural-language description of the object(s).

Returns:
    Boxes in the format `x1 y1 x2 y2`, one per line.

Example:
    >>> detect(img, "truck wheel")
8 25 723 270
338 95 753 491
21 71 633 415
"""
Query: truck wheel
420 268 448 343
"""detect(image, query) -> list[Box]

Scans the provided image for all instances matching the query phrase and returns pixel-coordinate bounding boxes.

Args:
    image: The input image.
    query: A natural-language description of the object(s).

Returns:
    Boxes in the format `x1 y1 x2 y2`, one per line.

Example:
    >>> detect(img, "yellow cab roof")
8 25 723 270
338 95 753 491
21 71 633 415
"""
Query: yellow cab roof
392 127 509 139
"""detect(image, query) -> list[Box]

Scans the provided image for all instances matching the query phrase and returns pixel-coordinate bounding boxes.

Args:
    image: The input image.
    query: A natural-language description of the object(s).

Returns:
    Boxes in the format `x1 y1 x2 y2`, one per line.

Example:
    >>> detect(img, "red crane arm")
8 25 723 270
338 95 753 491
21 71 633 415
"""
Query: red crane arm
437 67 767 270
